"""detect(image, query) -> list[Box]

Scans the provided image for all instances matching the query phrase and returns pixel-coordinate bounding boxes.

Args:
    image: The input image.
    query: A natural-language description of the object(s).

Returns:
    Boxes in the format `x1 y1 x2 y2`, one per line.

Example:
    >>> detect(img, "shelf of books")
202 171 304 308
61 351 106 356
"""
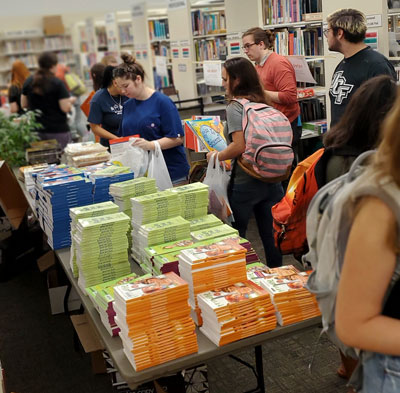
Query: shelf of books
118 22 134 49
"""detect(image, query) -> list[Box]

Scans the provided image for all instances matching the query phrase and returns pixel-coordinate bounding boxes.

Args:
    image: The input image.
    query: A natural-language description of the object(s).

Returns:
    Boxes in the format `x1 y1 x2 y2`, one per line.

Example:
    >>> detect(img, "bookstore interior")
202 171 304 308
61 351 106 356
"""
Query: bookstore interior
0 0 398 392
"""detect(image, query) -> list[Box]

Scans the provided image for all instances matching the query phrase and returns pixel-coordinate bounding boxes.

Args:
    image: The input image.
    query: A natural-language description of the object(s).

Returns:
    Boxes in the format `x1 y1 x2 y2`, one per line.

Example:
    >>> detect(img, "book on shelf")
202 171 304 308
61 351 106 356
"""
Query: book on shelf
148 19 170 41
191 9 226 36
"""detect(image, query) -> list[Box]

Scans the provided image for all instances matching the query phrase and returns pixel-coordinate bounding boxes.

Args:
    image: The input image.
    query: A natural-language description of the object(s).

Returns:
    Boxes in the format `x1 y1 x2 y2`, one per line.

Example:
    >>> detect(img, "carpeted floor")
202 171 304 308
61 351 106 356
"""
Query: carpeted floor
0 217 348 393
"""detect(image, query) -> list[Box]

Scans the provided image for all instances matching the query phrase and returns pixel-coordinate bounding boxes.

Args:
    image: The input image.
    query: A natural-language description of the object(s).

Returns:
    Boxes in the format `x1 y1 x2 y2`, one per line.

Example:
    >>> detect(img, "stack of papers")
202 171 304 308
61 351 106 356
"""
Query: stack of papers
87 165 134 203
73 212 131 291
189 214 222 232
69 201 120 277
168 182 209 219
198 281 277 346
191 224 238 242
86 272 151 336
35 174 93 249
246 263 321 326
64 142 109 167
113 272 198 371
178 237 248 326
135 216 191 273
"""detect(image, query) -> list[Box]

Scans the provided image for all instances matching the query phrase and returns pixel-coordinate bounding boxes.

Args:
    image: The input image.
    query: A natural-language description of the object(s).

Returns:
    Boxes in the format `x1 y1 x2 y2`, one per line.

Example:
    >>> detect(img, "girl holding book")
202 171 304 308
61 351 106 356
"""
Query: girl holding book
113 53 189 185
335 84 400 392
206 56 284 268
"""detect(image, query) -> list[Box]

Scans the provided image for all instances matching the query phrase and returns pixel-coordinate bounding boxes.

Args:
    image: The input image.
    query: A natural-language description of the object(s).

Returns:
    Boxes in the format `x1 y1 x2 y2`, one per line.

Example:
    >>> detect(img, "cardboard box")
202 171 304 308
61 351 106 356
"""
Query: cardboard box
0 161 28 230
43 15 65 36
70 313 106 374
37 251 81 315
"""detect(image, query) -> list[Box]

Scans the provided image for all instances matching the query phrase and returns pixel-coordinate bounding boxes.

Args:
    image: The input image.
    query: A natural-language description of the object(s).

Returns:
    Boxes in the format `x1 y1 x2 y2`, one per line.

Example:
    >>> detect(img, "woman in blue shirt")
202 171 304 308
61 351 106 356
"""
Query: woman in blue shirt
113 53 189 184
88 65 128 148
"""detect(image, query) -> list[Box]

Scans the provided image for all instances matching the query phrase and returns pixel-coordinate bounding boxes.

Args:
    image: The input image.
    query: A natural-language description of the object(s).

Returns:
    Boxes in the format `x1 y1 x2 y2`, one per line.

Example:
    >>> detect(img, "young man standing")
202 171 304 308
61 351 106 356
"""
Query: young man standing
326 8 396 127
242 27 301 149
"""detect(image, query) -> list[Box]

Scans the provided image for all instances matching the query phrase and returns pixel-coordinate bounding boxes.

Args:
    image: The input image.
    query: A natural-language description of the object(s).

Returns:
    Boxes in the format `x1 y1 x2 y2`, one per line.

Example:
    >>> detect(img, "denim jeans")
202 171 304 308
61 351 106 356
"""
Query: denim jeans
228 174 283 267
362 353 400 393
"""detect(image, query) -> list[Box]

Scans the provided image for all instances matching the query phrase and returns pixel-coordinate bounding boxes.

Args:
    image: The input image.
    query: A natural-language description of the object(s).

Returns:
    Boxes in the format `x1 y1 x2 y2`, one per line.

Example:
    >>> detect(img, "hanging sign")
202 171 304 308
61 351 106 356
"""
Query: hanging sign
203 61 222 87
155 56 168 77
168 0 187 11
366 14 382 28
286 56 317 84
178 64 187 72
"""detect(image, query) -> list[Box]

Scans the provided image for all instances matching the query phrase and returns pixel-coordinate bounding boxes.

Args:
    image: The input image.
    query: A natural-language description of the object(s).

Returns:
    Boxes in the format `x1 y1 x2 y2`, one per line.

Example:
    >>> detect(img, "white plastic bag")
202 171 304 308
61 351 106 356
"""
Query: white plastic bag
203 153 233 223
120 141 149 178
147 140 173 190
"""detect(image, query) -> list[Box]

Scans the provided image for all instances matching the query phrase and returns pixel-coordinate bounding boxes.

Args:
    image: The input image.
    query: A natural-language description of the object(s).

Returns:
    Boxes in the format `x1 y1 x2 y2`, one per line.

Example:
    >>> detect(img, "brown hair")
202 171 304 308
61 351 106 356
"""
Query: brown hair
32 52 58 95
101 54 118 66
90 63 106 91
11 60 30 89
224 57 268 104
242 27 275 50
327 8 367 43
324 75 397 152
374 85 400 187
113 52 145 82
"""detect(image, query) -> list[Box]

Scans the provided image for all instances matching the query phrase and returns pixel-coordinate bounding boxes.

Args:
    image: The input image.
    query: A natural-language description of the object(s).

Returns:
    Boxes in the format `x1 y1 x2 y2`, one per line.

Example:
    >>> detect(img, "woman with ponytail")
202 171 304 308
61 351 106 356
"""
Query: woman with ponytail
21 51 75 149
113 53 189 185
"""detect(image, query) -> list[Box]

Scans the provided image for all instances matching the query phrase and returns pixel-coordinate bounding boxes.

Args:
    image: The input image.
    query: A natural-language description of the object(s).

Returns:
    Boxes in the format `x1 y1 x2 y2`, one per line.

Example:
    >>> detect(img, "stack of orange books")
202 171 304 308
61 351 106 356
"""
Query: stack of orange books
113 272 198 371
178 237 248 326
246 263 321 326
197 281 277 346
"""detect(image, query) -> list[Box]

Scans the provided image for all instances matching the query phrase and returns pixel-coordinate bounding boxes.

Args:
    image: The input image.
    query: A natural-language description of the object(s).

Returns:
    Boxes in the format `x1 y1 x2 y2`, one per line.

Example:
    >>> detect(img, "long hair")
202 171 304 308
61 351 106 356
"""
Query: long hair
90 63 106 91
32 52 58 95
324 75 397 152
224 57 268 104
375 85 400 186
11 60 30 89
101 66 116 89
113 52 145 82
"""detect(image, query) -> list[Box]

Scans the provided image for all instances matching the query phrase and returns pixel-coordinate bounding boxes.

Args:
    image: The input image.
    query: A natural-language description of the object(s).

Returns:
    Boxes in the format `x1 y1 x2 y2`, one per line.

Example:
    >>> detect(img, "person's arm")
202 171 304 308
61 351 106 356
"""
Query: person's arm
206 131 245 162
89 123 119 141
335 196 400 356
132 136 183 151
266 60 298 105
10 102 19 114
59 96 76 113
20 94 28 110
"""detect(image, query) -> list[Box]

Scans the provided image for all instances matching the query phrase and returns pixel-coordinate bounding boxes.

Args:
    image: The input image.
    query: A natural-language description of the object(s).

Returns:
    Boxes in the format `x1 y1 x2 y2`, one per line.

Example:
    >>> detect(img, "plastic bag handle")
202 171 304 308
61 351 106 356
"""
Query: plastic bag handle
347 150 375 182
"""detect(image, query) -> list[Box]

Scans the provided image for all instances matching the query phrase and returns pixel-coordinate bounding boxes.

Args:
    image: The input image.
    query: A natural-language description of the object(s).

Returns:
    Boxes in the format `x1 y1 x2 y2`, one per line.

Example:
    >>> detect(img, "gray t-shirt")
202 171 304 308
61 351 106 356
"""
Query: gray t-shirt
225 101 252 184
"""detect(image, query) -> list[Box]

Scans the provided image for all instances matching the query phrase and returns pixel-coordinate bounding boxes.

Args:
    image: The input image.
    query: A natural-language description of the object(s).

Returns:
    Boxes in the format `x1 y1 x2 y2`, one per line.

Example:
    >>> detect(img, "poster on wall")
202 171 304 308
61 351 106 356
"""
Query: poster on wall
135 51 142 60
229 42 241 55
365 31 378 50
203 61 222 86
155 56 168 76
182 48 190 58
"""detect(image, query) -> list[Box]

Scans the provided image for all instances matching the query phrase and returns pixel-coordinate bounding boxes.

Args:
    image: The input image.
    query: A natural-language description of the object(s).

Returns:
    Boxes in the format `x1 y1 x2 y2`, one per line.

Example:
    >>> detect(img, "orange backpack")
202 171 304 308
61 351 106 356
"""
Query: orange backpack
272 148 325 258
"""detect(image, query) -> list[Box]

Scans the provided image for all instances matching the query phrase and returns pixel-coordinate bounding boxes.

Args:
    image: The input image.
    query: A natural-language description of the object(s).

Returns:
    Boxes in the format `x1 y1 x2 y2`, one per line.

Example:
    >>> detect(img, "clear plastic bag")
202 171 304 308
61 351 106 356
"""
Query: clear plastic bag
120 140 149 178
203 153 233 223
147 140 173 190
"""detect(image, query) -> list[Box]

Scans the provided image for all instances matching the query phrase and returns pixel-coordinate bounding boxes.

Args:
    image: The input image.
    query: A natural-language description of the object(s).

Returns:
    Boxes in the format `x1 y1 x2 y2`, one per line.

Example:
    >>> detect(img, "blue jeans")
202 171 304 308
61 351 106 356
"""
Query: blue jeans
228 174 283 267
362 353 400 393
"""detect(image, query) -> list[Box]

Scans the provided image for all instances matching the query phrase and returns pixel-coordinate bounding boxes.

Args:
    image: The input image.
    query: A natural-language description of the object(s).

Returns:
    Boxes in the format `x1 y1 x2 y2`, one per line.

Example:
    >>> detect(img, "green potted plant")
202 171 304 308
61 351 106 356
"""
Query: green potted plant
0 111 42 167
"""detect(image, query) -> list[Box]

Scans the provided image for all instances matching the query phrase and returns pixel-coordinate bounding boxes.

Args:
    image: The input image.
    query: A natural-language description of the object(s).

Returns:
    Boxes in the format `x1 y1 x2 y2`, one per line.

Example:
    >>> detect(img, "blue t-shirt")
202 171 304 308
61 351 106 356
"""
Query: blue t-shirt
88 88 128 148
120 91 189 181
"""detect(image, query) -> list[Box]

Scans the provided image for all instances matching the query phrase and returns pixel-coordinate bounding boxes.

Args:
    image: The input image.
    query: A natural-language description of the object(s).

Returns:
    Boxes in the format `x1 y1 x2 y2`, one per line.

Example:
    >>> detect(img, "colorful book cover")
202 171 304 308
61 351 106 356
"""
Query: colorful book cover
185 118 227 152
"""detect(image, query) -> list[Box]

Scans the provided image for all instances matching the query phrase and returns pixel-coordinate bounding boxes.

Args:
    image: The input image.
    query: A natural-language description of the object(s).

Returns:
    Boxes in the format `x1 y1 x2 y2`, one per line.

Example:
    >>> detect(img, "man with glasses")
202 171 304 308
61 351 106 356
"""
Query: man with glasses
242 27 301 159
326 8 396 127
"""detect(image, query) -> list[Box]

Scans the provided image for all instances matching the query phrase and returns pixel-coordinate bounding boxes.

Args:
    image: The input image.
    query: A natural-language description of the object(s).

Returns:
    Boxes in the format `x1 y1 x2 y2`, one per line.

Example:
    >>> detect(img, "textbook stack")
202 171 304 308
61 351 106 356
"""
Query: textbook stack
168 182 209 219
64 142 110 167
109 178 158 250
246 263 321 326
198 281 277 346
87 165 134 203
73 212 131 292
178 237 248 326
191 224 238 242
130 190 181 264
113 272 198 371
86 272 152 336
189 214 222 232
136 216 191 274
34 169 93 249
69 202 120 278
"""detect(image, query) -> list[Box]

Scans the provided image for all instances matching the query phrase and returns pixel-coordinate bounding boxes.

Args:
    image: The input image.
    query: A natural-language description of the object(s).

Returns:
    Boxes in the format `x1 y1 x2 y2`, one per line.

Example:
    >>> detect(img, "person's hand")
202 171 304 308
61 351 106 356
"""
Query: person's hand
206 151 217 162
70 96 77 104
131 137 155 151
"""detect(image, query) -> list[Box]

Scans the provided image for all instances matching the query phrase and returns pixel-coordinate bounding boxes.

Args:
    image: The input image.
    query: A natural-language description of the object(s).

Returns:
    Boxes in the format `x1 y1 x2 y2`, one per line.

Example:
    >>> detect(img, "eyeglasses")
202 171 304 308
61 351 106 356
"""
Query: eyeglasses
323 28 331 37
241 42 257 51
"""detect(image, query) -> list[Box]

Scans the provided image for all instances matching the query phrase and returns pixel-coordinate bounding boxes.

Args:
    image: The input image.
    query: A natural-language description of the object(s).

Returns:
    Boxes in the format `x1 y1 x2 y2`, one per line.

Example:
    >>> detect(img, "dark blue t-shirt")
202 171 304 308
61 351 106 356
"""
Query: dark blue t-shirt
88 88 128 147
120 91 189 181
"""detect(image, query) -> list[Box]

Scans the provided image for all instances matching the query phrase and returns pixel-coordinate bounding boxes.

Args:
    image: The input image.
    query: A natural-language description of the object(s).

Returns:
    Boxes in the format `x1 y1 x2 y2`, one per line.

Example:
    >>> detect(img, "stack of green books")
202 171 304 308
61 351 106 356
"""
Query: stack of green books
168 182 209 219
189 214 222 232
191 224 238 242
74 212 131 291
69 202 120 278
136 216 191 274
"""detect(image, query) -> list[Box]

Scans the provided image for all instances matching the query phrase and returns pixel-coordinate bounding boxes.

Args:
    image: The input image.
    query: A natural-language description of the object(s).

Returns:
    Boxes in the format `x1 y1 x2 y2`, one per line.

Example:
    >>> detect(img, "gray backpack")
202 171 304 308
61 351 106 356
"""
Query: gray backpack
304 151 400 359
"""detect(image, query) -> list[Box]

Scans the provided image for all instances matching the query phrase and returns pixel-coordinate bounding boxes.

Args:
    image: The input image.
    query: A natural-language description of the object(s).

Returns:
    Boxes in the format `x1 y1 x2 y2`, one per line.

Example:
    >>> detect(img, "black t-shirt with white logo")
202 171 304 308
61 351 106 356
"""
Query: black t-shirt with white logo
329 46 396 127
